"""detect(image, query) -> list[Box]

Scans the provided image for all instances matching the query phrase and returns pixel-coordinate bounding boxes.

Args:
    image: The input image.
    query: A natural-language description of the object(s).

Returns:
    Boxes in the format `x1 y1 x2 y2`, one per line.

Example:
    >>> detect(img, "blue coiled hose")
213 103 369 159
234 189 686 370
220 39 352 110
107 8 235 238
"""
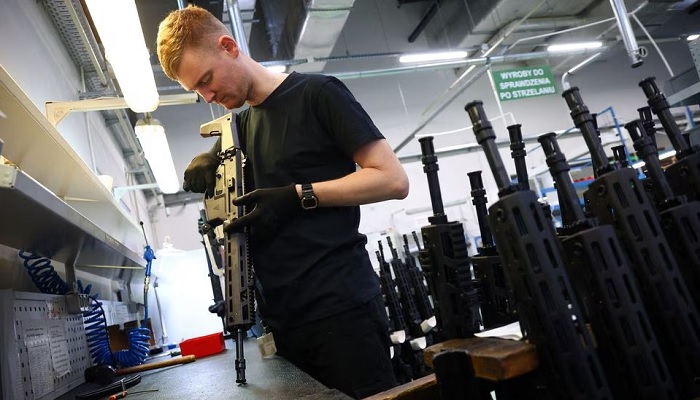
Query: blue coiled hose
82 292 116 366
19 249 152 368
19 251 69 295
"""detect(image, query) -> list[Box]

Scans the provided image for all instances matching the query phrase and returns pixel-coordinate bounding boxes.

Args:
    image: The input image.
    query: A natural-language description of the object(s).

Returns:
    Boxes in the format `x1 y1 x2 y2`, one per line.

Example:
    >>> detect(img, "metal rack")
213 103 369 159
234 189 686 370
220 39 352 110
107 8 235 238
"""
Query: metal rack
0 64 144 277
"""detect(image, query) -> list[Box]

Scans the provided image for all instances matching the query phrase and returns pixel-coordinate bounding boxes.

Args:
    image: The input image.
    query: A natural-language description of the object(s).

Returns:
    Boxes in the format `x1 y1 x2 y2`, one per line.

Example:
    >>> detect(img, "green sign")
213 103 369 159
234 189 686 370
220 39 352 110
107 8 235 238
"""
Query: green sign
492 65 557 101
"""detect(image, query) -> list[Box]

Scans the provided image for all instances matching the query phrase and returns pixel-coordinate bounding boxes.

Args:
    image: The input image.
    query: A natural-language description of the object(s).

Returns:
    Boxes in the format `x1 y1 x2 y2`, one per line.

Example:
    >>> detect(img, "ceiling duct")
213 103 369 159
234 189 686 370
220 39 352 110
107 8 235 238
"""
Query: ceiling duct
279 0 355 72
422 0 505 48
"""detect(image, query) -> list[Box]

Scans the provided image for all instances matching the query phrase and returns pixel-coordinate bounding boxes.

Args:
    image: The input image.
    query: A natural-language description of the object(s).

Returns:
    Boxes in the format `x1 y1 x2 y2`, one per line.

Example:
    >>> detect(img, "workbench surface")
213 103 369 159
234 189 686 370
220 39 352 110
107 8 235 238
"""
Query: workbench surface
57 338 352 400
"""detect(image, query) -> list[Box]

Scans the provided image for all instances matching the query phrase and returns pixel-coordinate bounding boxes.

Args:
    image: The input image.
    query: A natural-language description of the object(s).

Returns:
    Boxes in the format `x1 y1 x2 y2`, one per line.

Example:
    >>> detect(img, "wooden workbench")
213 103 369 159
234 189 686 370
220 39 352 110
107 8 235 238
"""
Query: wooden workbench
364 337 538 400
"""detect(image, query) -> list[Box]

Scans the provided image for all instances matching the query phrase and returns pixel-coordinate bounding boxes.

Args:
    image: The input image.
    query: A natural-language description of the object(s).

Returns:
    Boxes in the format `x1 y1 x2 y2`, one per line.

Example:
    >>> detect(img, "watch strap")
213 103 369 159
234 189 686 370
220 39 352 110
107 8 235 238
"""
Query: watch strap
301 183 318 209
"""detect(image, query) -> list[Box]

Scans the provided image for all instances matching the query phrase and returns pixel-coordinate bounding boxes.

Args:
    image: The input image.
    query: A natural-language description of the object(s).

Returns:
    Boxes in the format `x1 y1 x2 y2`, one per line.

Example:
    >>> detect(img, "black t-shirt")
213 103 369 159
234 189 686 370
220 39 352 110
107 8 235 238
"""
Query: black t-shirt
237 72 384 330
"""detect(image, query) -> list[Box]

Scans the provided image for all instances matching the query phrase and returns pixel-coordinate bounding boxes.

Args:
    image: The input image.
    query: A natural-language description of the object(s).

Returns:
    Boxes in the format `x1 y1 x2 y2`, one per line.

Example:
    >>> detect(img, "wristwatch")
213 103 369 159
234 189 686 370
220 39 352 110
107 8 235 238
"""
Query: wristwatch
301 183 318 210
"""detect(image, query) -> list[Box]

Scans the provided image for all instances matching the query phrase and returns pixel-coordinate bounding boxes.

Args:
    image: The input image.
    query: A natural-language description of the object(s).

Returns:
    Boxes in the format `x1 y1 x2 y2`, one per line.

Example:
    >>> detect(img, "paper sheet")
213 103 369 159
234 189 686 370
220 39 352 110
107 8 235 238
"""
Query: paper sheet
113 303 130 324
49 320 72 377
474 321 523 341
24 320 54 398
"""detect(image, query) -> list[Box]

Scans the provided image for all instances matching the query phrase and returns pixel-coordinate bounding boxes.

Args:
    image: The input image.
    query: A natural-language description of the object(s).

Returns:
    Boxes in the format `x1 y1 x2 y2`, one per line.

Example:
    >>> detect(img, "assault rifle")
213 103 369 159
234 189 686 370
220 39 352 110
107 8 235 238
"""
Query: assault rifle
508 124 529 190
539 132 675 399
387 236 423 339
625 119 700 313
402 233 436 333
639 77 700 201
563 87 700 398
465 100 612 399
376 244 413 384
467 170 516 329
197 209 226 330
200 114 254 384
636 106 662 206
386 237 432 378
417 136 481 341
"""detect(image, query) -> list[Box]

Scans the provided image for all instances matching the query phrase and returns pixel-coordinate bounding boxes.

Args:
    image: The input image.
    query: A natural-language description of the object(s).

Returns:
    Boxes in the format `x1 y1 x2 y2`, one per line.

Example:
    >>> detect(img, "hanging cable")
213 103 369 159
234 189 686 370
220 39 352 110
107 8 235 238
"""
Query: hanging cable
112 222 156 367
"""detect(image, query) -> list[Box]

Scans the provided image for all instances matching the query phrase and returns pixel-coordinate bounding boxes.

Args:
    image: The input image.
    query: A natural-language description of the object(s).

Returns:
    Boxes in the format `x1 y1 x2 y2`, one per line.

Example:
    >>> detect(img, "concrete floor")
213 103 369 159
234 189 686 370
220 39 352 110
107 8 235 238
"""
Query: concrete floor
58 339 353 400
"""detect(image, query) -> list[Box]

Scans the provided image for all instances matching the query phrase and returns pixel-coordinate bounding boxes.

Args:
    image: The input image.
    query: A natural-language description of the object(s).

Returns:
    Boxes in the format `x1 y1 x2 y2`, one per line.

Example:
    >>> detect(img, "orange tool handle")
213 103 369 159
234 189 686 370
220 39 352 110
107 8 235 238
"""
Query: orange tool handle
108 391 127 400
115 354 196 375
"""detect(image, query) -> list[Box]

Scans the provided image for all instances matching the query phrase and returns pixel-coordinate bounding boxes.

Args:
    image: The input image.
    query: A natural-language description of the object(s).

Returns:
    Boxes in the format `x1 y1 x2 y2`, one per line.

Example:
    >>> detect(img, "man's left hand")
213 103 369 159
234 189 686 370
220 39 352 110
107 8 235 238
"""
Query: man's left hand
224 184 303 241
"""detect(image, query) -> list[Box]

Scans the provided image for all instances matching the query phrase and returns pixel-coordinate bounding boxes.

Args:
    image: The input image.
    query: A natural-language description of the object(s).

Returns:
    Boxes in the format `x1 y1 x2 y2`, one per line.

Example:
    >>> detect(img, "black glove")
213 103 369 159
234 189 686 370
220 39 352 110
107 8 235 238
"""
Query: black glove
224 184 302 242
182 152 219 196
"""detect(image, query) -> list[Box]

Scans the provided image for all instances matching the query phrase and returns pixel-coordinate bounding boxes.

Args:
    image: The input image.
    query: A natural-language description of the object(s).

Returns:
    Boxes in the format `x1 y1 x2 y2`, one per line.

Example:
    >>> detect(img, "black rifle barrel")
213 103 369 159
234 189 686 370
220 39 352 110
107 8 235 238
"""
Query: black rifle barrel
538 133 586 224
611 145 628 168
637 106 656 141
508 124 530 190
411 231 422 252
467 171 494 247
419 137 448 224
378 241 391 274
562 87 610 173
625 120 675 201
639 77 690 154
465 101 512 192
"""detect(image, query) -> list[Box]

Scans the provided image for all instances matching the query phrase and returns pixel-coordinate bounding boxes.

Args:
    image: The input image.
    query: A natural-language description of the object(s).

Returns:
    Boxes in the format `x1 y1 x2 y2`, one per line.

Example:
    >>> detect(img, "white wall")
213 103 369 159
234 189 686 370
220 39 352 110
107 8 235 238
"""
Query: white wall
147 248 226 344
0 0 152 296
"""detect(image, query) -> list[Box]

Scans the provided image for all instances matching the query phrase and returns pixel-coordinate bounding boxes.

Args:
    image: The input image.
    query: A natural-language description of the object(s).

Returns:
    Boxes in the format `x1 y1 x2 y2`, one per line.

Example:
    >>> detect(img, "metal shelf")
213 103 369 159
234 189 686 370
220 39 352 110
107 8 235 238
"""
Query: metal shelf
0 164 144 269
0 64 145 272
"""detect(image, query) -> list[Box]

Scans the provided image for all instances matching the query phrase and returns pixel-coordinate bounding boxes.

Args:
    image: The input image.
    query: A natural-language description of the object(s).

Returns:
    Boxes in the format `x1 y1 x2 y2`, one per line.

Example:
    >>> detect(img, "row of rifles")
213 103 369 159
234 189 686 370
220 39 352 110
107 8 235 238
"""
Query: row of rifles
379 76 700 400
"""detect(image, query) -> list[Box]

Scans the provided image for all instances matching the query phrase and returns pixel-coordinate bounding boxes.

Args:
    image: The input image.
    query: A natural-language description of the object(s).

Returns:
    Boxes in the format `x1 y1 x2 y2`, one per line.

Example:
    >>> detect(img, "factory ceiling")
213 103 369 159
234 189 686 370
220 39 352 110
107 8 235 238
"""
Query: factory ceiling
40 0 700 195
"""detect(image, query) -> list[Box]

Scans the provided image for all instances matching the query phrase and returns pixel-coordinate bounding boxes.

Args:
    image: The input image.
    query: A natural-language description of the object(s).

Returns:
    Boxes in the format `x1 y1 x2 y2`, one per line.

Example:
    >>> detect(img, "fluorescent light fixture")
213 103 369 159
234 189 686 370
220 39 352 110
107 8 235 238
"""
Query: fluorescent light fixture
688 34 700 41
547 41 603 52
85 0 159 113
135 115 179 194
399 50 469 63
265 65 287 73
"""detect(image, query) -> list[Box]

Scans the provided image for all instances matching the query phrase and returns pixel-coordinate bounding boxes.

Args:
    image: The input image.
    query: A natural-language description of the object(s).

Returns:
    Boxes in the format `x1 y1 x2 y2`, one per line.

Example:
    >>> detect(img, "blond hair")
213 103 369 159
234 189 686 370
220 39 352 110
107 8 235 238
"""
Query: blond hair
157 5 230 80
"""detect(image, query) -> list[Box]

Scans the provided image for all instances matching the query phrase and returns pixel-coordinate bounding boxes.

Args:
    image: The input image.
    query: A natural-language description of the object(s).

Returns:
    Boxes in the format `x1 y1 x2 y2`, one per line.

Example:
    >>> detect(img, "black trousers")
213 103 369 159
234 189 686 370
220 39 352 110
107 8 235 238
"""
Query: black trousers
271 295 398 399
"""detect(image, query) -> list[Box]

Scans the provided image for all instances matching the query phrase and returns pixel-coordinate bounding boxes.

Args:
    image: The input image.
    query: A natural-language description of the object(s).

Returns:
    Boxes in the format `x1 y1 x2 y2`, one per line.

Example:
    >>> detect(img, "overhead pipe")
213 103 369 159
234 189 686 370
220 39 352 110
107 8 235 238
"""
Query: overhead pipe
65 0 109 86
393 2 649 154
226 0 250 56
331 48 601 80
249 13 594 80
631 13 674 77
561 53 603 90
609 0 643 67
408 0 442 43
392 0 550 153
391 50 601 156
560 33 678 90
552 1 646 72
484 16 594 55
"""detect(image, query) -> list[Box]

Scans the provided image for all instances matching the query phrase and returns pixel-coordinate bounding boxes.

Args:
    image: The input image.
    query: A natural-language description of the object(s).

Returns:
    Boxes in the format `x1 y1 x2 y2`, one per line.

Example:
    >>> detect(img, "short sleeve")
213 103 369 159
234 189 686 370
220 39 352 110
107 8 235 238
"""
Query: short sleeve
314 77 384 159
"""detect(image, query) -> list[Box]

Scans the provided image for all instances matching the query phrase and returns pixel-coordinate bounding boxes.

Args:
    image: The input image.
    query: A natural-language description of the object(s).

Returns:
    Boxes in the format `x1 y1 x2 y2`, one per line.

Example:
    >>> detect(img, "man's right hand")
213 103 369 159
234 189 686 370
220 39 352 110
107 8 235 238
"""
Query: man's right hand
182 152 219 196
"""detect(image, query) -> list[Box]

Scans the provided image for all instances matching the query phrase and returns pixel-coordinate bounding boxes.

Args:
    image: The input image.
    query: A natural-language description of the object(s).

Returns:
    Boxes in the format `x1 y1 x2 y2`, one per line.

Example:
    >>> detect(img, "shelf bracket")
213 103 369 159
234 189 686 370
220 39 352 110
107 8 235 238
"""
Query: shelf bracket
45 93 199 126
114 183 160 200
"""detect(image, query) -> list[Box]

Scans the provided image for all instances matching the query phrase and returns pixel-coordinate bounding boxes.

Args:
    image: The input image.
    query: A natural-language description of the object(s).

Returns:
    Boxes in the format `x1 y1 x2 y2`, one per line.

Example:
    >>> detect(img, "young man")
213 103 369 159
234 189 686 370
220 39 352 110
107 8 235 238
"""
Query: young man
157 6 409 398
